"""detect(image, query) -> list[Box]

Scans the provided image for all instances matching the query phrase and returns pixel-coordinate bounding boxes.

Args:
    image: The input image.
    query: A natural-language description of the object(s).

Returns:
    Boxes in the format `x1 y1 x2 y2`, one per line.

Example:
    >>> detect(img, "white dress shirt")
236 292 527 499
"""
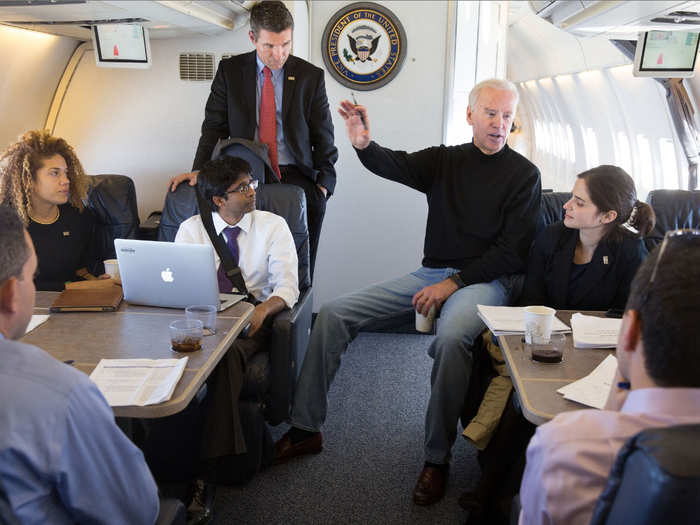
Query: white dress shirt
519 387 700 525
175 210 299 309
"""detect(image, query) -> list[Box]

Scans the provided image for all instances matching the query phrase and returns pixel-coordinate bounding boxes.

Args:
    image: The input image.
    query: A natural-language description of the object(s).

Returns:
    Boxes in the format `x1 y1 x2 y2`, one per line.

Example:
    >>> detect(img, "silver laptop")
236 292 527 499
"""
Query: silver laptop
115 239 246 311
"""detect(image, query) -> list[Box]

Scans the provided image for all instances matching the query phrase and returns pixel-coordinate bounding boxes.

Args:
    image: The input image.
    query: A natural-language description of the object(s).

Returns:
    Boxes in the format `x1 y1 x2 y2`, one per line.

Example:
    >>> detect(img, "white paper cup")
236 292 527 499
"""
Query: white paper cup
415 305 437 333
103 259 120 283
524 305 556 344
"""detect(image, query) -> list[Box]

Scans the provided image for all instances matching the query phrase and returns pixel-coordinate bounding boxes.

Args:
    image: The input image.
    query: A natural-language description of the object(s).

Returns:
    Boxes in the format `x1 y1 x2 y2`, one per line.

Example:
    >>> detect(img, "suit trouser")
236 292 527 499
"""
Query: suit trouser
279 165 327 281
289 266 514 464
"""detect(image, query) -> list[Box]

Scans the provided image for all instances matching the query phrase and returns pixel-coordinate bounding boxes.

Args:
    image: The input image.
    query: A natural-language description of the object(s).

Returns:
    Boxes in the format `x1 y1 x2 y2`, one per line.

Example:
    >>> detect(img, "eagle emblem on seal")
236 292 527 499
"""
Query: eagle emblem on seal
345 25 380 63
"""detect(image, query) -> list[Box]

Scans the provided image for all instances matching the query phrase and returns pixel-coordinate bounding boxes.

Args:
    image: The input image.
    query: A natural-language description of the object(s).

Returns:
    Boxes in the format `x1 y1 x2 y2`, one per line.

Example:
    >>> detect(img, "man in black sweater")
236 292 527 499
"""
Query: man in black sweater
275 79 541 505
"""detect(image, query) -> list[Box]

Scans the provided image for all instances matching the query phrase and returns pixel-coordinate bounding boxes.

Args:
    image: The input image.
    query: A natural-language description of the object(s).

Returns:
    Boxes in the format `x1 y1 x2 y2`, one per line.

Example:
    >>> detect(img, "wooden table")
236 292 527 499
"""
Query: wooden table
22 292 254 418
498 311 614 425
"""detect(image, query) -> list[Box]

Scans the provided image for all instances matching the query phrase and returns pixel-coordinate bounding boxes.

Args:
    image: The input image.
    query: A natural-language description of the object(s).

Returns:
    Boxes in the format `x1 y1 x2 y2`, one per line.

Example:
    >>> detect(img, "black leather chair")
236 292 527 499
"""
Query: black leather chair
645 189 700 251
157 165 312 427
589 424 700 525
85 174 140 260
537 191 570 234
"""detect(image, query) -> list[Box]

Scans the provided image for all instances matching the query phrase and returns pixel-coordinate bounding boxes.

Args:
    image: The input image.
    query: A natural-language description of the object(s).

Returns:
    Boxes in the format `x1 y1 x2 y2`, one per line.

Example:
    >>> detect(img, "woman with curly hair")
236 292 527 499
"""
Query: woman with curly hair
0 130 105 290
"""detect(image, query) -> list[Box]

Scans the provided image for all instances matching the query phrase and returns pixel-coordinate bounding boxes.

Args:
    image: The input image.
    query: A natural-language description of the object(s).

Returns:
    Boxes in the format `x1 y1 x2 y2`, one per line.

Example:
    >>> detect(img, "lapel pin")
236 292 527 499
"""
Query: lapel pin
288 76 295 80
603 256 609 265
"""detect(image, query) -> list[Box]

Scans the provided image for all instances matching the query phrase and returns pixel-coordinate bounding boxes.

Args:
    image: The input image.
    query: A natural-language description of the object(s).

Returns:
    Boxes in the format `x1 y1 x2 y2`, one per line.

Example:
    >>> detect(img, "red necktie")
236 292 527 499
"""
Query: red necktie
260 66 281 180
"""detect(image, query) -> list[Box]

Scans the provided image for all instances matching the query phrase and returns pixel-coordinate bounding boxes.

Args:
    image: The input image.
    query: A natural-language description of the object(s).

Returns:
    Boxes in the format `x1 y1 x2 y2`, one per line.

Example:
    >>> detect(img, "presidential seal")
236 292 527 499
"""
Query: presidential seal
321 2 407 91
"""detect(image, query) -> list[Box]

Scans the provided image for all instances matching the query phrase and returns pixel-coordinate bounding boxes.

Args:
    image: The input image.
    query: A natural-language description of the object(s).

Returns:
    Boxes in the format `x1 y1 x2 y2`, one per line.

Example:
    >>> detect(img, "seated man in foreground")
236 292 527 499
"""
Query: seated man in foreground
175 156 299 463
519 230 700 524
0 204 159 524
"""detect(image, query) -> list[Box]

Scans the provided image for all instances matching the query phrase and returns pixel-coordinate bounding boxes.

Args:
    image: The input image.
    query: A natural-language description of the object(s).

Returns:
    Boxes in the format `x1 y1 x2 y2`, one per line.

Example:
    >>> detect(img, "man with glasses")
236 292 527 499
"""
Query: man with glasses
175 156 299 476
519 230 700 525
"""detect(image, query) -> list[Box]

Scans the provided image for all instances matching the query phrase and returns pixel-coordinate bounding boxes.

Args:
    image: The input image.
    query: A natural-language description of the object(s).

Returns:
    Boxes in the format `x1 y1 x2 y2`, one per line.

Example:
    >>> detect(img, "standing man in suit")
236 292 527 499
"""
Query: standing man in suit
172 0 338 279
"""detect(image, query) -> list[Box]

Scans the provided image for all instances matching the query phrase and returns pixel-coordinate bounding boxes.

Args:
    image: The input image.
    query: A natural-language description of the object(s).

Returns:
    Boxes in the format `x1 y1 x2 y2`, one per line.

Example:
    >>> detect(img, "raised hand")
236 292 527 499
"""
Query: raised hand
338 100 371 150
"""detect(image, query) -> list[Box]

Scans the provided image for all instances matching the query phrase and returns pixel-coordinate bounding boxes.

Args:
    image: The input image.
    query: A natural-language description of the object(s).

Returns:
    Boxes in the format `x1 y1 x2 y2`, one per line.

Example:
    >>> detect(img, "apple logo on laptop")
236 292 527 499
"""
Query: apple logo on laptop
161 267 174 283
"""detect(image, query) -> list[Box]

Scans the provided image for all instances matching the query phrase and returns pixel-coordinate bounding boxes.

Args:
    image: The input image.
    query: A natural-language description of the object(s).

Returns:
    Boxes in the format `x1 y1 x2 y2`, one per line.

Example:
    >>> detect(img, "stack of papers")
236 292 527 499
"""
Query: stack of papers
570 313 622 348
477 305 571 336
89 358 188 407
557 354 618 409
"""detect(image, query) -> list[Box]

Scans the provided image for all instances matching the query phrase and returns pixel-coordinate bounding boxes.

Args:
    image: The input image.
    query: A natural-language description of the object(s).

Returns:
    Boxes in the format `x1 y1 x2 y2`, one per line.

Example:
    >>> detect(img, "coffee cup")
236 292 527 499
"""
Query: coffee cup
416 305 437 333
103 259 120 284
169 319 203 353
524 305 556 344
186 305 217 335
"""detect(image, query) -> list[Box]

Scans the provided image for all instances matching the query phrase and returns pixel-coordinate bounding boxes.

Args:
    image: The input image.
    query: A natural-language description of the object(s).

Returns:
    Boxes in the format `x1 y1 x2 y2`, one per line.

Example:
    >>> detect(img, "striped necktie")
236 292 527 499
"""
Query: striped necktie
217 226 241 293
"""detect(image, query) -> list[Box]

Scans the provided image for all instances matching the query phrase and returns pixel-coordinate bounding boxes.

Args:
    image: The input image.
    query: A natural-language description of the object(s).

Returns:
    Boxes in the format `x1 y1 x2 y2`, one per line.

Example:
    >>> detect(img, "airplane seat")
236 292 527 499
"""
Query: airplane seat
537 191 570 234
645 189 700 251
589 423 700 525
85 174 140 260
156 165 313 427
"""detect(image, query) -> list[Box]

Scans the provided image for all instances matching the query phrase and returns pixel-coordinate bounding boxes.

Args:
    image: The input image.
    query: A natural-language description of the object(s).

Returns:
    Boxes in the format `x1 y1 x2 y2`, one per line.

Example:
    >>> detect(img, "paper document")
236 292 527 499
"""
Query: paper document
25 315 49 335
477 305 570 336
571 313 622 348
557 354 618 409
89 357 188 407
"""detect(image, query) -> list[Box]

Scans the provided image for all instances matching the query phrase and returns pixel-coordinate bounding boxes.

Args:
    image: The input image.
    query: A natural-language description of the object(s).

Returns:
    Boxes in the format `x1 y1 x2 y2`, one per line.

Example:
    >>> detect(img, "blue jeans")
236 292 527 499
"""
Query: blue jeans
290 267 513 464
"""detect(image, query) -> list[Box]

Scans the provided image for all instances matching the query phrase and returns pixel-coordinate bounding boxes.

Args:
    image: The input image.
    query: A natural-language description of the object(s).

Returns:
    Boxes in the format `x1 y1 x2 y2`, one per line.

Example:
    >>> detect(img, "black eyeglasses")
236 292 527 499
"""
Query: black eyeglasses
226 179 259 195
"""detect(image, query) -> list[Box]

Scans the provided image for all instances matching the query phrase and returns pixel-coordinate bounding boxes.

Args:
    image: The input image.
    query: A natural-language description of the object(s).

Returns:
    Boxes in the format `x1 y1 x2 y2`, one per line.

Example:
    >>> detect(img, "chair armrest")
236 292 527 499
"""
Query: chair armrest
265 287 313 425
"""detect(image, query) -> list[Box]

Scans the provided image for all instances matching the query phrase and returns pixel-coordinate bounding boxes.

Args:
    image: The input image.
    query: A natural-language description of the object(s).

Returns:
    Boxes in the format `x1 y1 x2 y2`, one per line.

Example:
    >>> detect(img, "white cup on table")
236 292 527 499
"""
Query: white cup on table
524 305 556 344
103 259 120 284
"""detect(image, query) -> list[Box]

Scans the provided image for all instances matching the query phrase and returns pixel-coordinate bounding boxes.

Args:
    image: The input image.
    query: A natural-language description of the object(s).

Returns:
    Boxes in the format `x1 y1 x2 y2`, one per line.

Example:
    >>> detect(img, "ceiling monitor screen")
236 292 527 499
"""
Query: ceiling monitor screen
633 30 700 78
92 24 151 69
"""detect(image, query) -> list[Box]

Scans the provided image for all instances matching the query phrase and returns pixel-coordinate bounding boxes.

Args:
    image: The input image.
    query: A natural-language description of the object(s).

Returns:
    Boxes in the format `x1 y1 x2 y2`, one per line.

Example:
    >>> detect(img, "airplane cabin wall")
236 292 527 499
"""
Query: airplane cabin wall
507 13 692 198
0 25 78 150
308 1 449 309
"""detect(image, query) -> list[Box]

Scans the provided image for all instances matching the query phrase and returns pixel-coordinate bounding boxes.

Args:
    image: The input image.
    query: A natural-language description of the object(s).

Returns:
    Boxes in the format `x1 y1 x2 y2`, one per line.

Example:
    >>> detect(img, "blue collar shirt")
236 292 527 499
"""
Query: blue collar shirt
255 54 294 166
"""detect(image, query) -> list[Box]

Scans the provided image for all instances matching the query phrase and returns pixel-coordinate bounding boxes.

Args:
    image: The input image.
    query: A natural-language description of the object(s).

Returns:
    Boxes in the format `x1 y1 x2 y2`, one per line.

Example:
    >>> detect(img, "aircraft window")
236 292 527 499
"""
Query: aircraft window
566 124 576 163
582 126 599 168
636 134 655 197
614 132 633 175
659 138 680 189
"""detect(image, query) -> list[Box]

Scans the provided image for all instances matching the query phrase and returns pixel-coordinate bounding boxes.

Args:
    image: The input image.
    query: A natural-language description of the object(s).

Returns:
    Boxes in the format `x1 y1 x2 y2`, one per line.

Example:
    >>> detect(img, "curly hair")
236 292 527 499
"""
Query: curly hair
0 130 89 224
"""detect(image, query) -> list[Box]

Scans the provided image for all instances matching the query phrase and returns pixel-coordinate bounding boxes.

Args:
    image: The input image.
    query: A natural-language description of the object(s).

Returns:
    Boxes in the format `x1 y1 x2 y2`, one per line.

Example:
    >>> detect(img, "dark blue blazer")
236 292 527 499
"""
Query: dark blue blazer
192 51 338 194
520 221 647 311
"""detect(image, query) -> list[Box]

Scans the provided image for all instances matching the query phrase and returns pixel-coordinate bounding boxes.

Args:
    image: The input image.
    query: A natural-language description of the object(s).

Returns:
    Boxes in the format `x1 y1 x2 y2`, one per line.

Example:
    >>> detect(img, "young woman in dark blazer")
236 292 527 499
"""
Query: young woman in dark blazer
521 165 655 311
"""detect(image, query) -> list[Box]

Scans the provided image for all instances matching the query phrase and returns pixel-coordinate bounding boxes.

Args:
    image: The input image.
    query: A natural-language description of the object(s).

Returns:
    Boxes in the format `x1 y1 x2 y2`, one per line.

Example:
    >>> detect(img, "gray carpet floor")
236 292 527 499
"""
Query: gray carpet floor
212 332 480 524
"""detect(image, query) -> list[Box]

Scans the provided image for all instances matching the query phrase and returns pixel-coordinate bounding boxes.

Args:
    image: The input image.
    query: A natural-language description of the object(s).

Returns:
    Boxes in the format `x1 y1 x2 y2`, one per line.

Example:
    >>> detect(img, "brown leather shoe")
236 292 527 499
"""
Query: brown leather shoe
274 431 322 464
412 465 448 505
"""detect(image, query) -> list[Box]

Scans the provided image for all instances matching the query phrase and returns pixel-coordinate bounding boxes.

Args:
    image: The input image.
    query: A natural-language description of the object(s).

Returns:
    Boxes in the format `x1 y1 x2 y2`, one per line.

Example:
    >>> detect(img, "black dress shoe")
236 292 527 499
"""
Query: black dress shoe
412 465 448 506
187 480 215 525
274 431 322 464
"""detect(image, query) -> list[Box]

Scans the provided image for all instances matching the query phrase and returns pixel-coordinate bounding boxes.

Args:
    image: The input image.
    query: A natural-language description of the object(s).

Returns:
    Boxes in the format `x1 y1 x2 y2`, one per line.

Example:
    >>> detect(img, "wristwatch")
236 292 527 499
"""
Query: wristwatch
450 273 466 289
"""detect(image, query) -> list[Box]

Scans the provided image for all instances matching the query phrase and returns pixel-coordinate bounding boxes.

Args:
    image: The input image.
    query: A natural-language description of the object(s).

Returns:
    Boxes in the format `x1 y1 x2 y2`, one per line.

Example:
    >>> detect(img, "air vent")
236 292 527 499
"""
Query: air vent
179 53 214 81
221 54 234 61
650 16 700 24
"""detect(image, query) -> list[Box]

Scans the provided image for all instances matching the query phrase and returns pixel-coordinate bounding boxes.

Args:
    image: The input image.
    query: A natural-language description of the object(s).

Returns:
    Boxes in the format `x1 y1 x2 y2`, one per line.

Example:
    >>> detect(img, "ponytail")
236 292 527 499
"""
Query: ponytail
620 200 656 238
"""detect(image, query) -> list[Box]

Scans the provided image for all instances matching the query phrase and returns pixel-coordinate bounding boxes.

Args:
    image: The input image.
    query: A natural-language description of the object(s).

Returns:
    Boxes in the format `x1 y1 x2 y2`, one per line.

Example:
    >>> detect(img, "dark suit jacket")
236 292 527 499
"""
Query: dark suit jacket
520 221 647 311
192 51 338 194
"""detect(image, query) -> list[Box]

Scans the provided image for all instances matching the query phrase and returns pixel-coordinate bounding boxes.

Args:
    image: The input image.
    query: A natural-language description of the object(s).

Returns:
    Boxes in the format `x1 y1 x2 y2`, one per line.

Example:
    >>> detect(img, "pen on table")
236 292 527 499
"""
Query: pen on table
351 92 368 130
63 360 75 366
